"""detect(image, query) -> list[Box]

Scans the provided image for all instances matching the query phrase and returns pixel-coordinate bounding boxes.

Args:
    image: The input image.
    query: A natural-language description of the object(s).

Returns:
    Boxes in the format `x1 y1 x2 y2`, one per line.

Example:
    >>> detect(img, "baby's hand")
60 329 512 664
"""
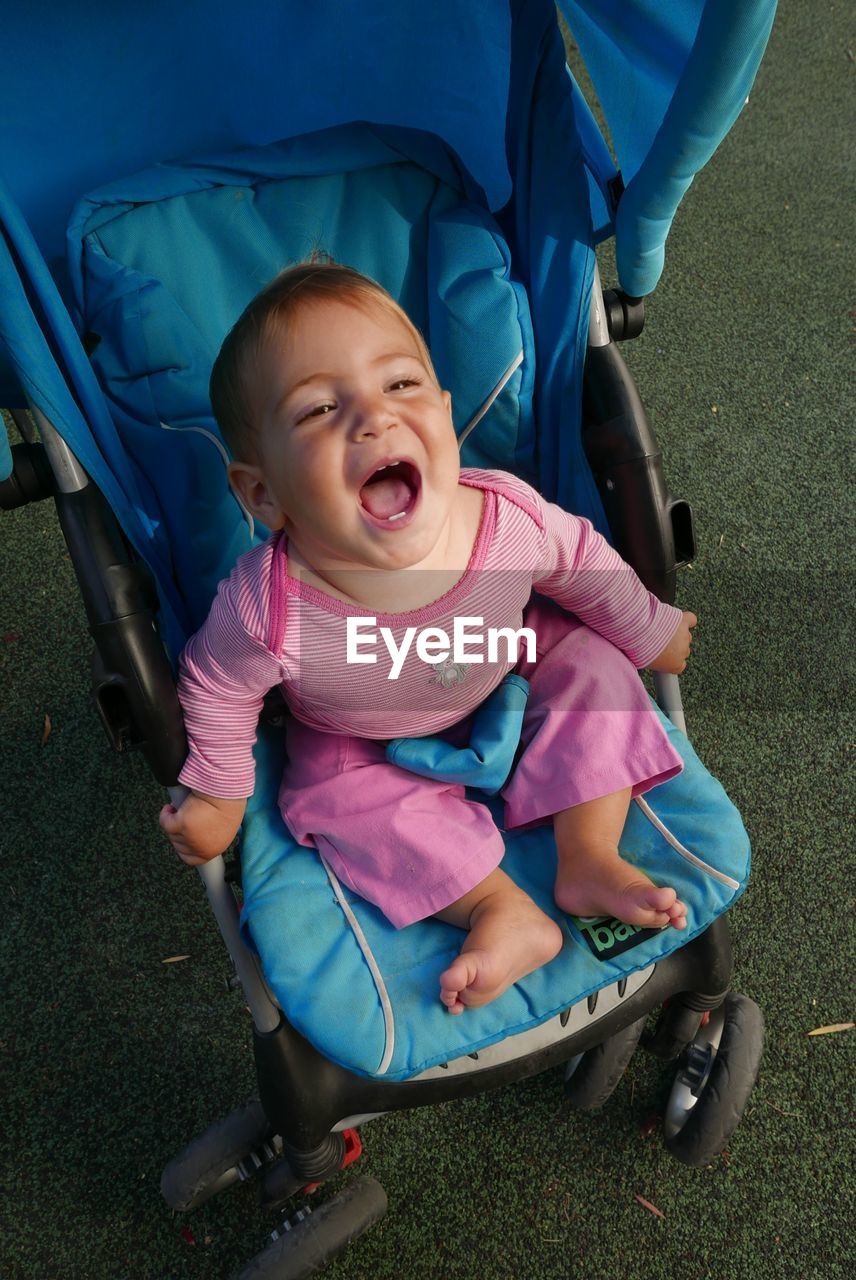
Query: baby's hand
648 610 697 675
159 791 246 867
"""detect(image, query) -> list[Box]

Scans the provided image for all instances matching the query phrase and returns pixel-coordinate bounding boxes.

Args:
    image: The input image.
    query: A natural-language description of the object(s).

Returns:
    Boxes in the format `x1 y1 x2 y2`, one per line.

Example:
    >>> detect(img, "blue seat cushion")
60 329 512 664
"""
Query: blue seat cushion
239 703 749 1081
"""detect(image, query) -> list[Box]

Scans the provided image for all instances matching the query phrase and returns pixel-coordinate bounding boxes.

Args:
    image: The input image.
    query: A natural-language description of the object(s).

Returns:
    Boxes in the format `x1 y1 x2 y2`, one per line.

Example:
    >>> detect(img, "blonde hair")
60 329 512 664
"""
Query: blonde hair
209 260 438 460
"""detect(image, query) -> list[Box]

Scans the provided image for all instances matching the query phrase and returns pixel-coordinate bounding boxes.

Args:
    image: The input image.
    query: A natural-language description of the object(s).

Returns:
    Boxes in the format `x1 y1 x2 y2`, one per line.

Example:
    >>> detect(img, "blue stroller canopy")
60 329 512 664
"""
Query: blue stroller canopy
2 1 777 296
1 0 776 383
0 1 776 599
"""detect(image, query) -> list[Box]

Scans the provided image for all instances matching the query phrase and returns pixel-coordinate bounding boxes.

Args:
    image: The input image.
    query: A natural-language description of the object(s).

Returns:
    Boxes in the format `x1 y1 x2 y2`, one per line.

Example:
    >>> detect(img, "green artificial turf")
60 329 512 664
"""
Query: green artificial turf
1 4 853 1277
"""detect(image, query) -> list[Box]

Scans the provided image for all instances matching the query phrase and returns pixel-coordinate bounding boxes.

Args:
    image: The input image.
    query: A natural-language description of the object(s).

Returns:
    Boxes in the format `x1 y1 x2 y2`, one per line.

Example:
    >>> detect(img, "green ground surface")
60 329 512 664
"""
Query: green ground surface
1 4 853 1278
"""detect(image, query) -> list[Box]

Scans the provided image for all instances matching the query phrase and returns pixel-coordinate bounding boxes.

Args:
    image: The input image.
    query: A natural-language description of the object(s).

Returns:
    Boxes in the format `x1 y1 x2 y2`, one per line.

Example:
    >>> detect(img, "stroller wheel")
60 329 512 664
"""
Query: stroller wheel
563 1014 648 1109
161 1098 278 1211
232 1175 388 1280
663 993 764 1166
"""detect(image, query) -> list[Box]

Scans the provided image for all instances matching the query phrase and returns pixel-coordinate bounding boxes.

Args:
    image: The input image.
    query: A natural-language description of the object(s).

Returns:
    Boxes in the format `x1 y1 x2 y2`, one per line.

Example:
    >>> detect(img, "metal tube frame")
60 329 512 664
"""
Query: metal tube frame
31 403 283 1034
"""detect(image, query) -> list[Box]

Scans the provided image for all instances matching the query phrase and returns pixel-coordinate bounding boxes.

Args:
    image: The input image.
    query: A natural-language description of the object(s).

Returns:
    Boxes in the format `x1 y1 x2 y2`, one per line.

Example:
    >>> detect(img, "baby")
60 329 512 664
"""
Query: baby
160 262 696 1014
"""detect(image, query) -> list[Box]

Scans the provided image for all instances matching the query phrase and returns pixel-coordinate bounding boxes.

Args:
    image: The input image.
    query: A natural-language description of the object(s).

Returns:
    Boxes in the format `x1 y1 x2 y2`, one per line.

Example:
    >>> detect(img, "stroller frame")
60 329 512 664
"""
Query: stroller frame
4 275 758 1276
0 4 778 1264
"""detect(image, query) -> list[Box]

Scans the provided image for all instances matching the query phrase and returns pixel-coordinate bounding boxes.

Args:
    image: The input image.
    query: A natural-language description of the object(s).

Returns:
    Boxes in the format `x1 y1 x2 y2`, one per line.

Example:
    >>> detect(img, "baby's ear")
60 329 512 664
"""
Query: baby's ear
442 389 453 417
228 461 286 529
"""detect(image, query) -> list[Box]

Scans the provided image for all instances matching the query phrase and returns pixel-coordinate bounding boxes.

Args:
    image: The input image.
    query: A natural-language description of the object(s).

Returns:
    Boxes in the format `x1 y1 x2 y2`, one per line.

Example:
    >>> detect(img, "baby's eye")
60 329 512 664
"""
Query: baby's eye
387 377 421 392
296 402 336 424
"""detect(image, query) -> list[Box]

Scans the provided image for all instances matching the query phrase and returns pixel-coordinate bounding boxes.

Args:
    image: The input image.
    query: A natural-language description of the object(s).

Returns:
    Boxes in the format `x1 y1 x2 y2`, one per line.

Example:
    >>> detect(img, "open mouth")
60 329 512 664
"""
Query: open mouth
358 459 421 526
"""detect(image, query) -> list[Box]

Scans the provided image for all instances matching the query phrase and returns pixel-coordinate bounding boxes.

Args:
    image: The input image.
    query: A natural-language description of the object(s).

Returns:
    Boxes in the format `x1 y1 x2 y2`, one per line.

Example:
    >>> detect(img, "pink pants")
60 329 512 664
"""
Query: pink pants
279 600 683 927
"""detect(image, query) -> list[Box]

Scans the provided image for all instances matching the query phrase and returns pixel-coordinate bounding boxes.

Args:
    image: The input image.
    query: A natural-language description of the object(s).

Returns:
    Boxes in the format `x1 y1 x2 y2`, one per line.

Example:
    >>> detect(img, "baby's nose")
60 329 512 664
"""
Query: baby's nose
353 402 398 439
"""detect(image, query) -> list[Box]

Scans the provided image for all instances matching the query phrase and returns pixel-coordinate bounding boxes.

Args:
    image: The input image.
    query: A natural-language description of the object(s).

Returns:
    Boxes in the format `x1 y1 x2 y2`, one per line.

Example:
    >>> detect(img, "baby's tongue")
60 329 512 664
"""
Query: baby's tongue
360 473 411 519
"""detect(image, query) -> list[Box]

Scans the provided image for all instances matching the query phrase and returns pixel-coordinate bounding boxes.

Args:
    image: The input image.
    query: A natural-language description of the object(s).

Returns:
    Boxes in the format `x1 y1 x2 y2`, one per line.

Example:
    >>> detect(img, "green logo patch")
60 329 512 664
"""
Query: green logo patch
574 915 662 961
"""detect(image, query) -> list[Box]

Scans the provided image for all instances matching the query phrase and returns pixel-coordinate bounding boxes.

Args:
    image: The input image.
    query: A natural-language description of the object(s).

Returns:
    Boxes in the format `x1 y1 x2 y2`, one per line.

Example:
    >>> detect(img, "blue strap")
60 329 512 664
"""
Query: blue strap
615 0 777 295
559 0 777 295
0 420 11 481
386 674 530 794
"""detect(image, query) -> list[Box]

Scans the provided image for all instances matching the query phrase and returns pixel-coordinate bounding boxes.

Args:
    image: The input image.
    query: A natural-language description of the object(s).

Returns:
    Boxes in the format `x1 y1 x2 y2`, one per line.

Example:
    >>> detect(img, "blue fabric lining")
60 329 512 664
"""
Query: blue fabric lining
65 128 545 646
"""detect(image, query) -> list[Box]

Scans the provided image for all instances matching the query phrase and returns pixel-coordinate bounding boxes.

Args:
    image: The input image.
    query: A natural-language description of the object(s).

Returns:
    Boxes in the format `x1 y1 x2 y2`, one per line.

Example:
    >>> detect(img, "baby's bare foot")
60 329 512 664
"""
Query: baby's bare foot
439 894 563 1015
555 840 687 931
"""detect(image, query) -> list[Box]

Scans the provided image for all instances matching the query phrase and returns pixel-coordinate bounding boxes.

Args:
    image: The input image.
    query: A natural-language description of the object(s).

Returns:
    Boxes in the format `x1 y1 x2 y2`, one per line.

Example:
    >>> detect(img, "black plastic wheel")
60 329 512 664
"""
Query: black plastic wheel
161 1099 276 1211
664 992 764 1167
563 1014 648 1109
232 1176 388 1280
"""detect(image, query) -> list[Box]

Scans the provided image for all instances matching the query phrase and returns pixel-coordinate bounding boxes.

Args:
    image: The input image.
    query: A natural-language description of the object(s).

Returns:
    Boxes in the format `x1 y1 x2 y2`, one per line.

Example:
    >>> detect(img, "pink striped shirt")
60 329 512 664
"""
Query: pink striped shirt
177 469 682 798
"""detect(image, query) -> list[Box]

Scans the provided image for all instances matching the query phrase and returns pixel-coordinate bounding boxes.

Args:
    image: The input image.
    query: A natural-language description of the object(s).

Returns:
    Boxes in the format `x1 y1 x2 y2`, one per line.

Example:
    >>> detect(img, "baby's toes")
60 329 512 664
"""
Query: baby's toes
619 883 675 928
439 955 475 1014
441 991 465 1015
668 899 689 929
644 884 677 914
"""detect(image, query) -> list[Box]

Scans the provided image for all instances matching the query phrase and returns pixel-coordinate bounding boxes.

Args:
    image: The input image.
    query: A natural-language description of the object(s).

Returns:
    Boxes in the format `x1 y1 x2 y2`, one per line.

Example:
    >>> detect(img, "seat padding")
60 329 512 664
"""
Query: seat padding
239 704 749 1081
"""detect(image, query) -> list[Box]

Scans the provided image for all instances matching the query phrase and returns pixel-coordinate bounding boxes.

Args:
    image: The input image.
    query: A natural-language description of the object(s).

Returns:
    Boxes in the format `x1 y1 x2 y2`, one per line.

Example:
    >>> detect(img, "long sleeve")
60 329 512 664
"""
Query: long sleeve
177 545 284 798
533 496 683 668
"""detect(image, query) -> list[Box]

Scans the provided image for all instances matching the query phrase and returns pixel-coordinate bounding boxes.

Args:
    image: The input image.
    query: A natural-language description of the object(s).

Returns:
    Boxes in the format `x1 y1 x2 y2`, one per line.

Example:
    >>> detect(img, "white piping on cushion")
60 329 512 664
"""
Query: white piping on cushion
457 350 524 451
320 854 396 1076
634 796 741 891
158 421 255 537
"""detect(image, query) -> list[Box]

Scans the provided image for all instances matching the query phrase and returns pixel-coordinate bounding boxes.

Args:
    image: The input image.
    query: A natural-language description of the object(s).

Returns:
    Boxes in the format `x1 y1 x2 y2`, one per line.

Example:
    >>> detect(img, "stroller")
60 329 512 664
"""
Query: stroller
1 1 777 1275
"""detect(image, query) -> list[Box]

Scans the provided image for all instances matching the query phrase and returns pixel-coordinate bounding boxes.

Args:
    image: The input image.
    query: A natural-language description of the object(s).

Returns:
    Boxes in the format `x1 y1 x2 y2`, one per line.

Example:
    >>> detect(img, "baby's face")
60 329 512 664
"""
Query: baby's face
240 297 460 571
